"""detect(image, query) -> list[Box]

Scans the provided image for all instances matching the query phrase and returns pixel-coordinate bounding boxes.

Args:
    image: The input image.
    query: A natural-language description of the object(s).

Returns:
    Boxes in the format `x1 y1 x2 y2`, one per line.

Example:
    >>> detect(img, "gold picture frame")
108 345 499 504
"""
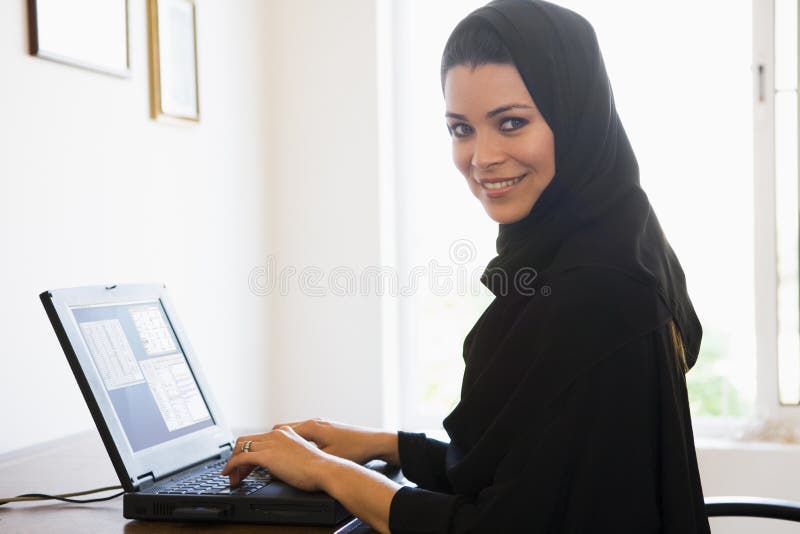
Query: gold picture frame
147 0 200 122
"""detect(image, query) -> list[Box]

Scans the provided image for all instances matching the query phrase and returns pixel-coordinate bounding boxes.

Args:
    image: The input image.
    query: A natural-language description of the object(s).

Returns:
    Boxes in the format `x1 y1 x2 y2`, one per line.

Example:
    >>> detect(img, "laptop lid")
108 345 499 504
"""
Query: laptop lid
41 284 235 492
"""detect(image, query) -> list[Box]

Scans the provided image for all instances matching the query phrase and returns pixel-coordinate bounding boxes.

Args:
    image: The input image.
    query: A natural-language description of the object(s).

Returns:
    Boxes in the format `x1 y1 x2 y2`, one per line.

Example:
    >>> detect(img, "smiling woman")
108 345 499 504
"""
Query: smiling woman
444 63 556 223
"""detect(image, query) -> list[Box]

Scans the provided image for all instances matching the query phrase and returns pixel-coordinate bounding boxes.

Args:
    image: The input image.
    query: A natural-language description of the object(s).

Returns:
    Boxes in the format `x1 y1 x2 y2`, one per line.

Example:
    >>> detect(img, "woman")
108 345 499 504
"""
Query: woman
222 1 711 532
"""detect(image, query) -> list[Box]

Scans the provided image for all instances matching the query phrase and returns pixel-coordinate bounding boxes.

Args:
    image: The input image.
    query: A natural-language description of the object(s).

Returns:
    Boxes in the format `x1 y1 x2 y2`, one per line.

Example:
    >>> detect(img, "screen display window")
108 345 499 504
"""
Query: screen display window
71 300 214 452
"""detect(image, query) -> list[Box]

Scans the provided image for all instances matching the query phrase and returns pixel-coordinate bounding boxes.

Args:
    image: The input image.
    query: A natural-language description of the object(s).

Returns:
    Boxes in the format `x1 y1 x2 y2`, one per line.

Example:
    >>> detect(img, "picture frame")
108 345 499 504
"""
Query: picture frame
27 0 130 78
147 0 200 122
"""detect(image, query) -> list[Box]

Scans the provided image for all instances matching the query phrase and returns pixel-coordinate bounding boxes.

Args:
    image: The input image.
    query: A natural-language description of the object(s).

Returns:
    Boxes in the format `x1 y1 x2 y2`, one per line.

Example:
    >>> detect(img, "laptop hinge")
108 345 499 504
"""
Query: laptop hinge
219 441 233 451
136 472 156 489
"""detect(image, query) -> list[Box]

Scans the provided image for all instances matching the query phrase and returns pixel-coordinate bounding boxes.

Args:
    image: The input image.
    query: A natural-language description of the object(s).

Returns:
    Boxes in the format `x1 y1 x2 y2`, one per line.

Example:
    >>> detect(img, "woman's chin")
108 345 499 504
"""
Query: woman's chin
483 204 533 225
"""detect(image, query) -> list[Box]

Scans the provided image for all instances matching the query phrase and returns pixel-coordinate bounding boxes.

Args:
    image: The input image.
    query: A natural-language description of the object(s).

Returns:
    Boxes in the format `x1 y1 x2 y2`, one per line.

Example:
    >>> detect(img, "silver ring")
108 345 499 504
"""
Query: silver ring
241 440 253 453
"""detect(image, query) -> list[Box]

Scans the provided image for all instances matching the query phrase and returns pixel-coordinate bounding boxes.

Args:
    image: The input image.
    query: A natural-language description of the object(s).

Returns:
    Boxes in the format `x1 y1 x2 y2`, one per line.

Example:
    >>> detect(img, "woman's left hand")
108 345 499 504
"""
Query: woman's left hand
221 426 332 492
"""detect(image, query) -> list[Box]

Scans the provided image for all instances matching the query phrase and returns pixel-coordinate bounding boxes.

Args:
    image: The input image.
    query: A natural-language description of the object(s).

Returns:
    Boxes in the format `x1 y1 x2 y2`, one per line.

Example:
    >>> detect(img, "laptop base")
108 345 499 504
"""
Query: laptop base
124 487 350 525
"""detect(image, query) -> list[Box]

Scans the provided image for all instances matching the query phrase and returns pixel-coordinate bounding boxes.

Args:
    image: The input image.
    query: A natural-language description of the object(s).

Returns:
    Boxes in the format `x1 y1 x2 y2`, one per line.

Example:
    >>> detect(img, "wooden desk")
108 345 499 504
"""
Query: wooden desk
0 431 364 534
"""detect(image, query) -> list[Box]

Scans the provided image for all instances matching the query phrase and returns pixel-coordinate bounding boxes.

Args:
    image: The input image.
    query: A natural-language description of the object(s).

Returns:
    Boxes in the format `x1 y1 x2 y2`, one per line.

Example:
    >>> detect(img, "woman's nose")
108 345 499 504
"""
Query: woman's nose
471 131 504 170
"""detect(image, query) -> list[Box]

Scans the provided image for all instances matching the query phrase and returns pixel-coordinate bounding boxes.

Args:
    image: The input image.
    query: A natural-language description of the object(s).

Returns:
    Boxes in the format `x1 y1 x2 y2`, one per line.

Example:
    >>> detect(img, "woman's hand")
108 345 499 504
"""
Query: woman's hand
222 422 402 534
221 426 333 491
270 418 399 465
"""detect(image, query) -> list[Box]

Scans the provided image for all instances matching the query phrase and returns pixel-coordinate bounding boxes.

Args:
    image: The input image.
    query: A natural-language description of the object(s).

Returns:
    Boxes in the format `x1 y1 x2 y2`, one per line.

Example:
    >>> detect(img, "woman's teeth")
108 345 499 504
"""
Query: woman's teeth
483 175 524 190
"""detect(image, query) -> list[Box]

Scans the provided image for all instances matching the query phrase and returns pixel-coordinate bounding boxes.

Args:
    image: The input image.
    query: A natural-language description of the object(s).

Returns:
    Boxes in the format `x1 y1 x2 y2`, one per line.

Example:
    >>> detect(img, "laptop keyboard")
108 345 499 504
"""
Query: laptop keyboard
155 459 272 496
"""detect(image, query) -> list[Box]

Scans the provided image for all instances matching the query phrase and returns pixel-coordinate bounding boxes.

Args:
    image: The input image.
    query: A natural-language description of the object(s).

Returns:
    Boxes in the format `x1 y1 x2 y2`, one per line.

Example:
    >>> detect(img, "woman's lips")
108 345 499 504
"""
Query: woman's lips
477 173 527 197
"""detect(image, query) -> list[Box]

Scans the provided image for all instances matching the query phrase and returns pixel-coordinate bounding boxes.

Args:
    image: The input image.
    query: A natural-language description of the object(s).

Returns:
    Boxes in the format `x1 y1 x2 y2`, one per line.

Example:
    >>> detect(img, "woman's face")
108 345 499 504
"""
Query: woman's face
444 63 556 224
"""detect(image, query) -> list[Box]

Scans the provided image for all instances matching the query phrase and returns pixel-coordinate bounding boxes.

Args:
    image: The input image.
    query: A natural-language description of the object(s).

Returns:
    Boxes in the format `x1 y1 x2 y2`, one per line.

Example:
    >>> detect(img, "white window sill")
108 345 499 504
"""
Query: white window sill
694 415 800 451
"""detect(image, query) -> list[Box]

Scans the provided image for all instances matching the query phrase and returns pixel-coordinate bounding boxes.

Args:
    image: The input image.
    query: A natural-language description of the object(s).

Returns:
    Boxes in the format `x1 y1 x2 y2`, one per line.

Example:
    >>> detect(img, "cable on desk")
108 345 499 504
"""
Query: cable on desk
0 484 123 505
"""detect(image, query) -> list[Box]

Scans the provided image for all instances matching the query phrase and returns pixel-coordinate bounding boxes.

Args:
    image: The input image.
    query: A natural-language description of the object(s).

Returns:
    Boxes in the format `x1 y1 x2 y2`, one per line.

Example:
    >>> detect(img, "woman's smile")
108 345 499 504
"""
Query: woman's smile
475 172 528 197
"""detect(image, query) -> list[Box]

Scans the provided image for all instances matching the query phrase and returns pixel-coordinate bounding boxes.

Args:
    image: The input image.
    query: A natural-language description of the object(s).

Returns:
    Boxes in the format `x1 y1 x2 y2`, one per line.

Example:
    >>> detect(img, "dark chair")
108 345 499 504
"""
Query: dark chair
706 496 800 523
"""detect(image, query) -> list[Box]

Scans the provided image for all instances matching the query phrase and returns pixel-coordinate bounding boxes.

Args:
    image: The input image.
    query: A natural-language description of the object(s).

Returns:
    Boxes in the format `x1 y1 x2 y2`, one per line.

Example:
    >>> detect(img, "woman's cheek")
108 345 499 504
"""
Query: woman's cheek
453 143 472 181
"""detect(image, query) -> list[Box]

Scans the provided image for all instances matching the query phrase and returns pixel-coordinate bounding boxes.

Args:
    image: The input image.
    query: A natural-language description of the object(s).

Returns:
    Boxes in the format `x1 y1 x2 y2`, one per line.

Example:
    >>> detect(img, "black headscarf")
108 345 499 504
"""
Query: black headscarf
439 0 703 499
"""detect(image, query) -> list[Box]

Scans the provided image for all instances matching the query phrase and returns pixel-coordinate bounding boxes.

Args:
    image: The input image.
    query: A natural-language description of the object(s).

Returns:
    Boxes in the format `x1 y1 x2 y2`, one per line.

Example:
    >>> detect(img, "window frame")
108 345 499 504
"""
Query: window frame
757 0 800 425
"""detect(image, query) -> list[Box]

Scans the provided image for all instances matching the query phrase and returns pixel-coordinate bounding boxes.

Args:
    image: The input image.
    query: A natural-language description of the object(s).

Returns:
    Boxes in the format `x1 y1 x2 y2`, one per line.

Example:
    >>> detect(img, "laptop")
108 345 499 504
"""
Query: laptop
40 283 397 526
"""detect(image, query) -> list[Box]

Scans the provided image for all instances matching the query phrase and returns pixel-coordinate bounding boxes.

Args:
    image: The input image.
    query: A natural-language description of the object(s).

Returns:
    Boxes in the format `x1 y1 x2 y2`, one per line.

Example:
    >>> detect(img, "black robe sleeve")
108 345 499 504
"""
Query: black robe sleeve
388 323 709 533
397 431 453 493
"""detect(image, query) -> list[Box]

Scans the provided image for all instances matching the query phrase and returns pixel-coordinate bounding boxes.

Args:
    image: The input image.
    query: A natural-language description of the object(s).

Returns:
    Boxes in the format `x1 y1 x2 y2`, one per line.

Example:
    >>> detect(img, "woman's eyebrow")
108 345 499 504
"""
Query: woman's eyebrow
486 104 533 118
445 104 533 121
445 111 468 120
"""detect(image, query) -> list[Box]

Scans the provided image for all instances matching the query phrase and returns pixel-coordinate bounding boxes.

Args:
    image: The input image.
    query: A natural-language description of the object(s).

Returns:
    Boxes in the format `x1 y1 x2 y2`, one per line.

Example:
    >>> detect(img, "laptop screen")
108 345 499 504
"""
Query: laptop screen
70 300 215 452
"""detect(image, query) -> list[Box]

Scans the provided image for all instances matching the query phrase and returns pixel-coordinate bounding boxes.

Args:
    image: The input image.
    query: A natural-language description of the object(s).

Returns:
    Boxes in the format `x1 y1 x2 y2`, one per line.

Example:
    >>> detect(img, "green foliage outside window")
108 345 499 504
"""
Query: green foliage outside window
686 329 751 418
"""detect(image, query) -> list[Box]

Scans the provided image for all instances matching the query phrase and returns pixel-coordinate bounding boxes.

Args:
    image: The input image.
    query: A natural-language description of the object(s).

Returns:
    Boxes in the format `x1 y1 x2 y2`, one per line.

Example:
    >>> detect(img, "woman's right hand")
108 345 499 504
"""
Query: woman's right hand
271 419 399 466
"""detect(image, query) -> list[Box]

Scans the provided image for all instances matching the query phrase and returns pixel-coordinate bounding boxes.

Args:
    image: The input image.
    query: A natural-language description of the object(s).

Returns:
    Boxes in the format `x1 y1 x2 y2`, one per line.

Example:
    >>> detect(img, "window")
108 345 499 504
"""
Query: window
388 0 494 430
775 0 800 405
386 0 783 432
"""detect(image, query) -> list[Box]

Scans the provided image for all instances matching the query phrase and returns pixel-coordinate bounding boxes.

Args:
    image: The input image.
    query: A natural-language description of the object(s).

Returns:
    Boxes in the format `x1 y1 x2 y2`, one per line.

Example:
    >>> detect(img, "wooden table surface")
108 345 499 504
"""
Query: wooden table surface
0 431 365 534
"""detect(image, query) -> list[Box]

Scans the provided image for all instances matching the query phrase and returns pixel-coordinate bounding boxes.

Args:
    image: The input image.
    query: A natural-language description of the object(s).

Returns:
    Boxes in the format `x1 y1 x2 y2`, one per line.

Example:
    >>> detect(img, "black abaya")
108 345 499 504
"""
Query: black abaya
391 321 707 532
388 281 709 533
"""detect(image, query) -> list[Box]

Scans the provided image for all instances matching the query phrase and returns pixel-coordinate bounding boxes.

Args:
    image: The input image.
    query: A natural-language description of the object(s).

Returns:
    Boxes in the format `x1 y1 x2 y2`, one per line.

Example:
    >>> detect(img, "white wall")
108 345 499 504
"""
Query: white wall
699 443 800 534
0 0 387 455
0 0 274 453
263 0 387 428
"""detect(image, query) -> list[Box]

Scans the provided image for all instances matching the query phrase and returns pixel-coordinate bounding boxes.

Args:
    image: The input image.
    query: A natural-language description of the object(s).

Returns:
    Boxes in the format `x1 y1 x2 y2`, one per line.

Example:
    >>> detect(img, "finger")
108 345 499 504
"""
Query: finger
223 461 254 487
271 420 307 430
231 434 275 462
271 417 326 430
275 426 322 452
222 451 255 476
230 464 255 488
233 432 271 449
222 452 263 486
225 440 263 480
223 443 269 474
225 439 274 469
278 425 302 437
280 420 322 443
275 425 313 442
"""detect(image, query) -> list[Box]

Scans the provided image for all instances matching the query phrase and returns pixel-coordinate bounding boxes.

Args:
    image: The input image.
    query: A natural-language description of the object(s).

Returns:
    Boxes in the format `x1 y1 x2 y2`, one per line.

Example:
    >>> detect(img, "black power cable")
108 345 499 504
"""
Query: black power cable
0 485 124 505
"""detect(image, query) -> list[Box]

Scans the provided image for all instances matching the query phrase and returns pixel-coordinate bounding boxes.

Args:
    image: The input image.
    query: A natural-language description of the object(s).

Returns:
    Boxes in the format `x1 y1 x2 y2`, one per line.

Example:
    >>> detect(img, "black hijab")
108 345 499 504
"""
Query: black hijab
439 0 703 498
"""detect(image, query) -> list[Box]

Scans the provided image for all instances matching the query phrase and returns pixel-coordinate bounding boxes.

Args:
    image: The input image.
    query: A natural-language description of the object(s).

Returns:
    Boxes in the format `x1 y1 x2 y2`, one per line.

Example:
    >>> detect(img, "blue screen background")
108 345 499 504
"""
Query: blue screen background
71 301 215 452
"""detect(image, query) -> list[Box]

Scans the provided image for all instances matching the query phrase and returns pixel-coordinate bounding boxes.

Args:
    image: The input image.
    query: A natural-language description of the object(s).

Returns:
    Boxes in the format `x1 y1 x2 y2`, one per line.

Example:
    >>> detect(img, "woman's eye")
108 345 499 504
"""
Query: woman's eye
499 117 528 132
448 123 473 138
